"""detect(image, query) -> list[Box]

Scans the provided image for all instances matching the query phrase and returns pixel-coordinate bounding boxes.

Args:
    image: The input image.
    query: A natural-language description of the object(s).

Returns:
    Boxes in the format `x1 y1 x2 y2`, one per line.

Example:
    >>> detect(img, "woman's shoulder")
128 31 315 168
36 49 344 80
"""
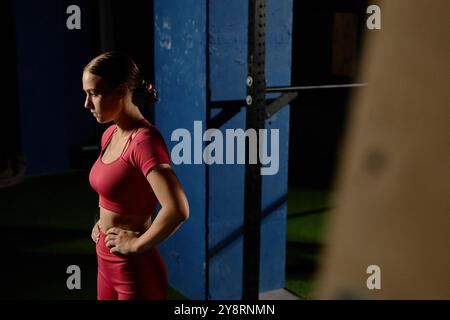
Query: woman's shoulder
133 123 165 143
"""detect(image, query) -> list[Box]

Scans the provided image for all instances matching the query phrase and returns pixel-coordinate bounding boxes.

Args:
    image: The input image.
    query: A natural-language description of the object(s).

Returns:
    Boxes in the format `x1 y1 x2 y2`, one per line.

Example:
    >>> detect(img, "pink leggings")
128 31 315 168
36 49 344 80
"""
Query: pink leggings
96 230 168 300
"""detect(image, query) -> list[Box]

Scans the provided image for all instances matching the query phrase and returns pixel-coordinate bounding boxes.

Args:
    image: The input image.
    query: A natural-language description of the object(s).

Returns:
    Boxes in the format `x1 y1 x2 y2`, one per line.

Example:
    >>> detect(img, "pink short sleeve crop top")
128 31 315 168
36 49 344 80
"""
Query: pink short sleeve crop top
89 120 171 216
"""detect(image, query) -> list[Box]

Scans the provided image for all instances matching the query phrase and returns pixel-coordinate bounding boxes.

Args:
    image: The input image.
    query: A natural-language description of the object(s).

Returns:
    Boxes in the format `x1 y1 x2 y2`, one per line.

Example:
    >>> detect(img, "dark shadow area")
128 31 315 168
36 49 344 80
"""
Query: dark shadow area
2 225 89 250
0 171 98 232
0 172 98 299
0 0 25 187
0 252 97 300
285 241 322 276
289 0 368 189
284 240 324 299
105 0 156 123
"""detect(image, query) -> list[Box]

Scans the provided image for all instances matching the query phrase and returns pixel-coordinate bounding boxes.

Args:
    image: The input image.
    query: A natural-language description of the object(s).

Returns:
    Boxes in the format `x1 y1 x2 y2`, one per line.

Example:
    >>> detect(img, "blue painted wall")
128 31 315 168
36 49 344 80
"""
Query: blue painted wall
207 0 248 299
154 0 207 300
154 0 292 299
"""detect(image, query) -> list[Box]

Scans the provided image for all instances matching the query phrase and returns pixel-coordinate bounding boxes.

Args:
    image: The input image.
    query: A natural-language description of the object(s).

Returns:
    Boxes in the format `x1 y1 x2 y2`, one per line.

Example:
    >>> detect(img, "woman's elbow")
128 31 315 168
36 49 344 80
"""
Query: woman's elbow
172 199 189 222
179 201 190 221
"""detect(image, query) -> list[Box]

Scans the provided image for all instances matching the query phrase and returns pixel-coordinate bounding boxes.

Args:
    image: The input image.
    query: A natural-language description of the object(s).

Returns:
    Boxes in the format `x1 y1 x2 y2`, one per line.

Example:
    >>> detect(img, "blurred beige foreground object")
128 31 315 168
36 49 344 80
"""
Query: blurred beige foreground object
316 0 450 299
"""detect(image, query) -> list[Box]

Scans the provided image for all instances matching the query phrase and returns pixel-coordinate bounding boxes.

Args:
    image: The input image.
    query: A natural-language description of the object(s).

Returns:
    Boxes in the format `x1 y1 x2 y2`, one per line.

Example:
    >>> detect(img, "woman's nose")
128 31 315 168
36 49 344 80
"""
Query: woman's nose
84 96 92 108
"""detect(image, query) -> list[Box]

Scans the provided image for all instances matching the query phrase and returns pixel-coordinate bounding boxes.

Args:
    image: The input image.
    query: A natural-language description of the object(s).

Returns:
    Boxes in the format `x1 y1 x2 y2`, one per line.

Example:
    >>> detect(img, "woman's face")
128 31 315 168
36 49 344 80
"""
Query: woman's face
82 71 122 123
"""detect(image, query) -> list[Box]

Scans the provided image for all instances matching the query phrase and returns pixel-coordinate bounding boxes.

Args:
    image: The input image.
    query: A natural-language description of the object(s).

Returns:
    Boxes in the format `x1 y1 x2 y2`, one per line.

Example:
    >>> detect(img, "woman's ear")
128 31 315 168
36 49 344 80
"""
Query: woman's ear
115 83 128 99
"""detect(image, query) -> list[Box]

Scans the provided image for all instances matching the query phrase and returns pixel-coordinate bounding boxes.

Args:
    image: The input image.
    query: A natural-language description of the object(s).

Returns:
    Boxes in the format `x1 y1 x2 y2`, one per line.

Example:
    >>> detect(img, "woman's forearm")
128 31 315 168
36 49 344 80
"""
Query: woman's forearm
134 207 187 253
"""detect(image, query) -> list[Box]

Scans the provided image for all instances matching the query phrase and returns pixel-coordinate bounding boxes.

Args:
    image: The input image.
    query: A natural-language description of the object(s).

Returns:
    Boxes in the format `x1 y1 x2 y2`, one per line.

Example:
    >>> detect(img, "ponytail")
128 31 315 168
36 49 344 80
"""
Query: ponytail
140 79 160 103
133 78 160 108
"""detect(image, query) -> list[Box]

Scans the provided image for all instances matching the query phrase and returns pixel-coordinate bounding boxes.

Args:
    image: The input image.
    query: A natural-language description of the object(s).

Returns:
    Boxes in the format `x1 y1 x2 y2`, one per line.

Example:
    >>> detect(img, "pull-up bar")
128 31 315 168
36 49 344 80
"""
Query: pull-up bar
266 83 367 93
208 83 366 127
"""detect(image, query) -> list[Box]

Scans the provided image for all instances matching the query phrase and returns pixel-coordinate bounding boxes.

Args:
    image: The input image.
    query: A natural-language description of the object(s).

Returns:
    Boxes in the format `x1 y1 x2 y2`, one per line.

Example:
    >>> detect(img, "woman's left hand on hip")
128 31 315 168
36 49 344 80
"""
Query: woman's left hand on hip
105 227 141 255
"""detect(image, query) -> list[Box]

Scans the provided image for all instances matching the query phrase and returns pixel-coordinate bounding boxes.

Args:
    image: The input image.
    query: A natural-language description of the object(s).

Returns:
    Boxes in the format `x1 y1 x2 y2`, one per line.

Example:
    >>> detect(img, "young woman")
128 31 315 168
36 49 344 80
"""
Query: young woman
83 51 189 300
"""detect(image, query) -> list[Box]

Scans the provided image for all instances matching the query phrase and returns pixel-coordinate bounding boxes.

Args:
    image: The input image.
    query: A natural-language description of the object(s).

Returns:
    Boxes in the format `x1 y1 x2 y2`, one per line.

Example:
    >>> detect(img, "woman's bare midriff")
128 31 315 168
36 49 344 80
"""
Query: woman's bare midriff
99 206 152 235
98 125 153 234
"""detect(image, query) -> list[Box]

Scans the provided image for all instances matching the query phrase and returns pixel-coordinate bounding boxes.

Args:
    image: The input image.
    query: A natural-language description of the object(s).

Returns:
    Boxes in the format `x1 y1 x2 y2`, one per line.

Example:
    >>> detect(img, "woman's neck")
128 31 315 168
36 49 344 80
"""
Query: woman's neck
113 104 146 138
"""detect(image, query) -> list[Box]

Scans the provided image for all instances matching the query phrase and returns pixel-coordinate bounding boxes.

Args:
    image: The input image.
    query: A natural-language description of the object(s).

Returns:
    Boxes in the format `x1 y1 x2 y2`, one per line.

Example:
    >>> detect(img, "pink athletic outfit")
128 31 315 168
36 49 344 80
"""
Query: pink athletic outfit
89 119 170 300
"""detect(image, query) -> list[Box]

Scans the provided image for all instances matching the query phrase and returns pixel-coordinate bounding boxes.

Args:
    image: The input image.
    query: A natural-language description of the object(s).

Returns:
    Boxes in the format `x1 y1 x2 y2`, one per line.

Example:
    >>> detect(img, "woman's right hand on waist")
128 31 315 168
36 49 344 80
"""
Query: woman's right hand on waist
91 220 101 243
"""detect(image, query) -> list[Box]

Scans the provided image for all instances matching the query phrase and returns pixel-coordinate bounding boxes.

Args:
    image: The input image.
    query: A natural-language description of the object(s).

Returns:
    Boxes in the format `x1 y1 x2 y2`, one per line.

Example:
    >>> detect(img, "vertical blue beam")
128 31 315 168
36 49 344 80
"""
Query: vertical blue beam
208 0 292 299
208 0 248 300
154 0 207 299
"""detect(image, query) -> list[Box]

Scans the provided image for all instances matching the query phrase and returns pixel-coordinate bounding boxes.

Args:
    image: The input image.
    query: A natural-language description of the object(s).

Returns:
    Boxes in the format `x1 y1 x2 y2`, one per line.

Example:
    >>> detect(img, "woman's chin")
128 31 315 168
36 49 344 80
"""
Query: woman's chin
93 114 103 122
92 113 111 124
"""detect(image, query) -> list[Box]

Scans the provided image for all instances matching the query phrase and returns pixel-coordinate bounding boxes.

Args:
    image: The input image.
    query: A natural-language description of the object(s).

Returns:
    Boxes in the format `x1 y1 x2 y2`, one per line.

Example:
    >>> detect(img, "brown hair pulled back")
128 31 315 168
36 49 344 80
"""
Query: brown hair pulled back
84 51 159 105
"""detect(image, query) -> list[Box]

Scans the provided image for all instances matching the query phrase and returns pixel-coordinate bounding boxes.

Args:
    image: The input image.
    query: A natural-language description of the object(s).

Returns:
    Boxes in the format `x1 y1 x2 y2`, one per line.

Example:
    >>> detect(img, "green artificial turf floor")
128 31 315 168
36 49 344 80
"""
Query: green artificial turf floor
285 187 332 299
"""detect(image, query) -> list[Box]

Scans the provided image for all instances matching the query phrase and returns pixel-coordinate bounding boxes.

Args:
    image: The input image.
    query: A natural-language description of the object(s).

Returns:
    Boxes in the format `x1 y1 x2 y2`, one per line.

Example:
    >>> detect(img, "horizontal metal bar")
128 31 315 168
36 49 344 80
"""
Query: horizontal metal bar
266 83 367 93
266 92 297 119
